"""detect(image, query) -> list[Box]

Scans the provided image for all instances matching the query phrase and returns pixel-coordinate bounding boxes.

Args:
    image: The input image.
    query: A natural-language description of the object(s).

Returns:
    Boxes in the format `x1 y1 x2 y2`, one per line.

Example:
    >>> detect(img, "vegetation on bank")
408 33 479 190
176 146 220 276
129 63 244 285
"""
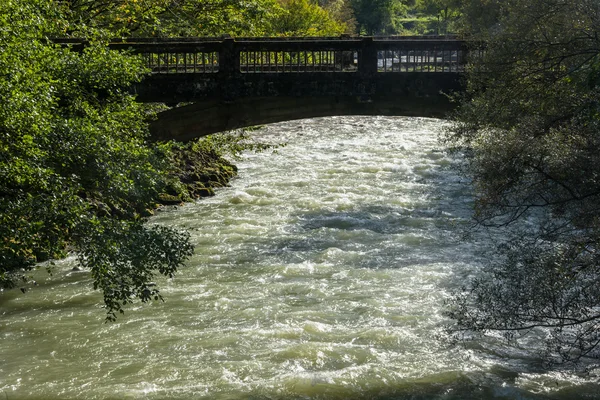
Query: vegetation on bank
0 0 288 320
445 0 600 366
0 0 194 321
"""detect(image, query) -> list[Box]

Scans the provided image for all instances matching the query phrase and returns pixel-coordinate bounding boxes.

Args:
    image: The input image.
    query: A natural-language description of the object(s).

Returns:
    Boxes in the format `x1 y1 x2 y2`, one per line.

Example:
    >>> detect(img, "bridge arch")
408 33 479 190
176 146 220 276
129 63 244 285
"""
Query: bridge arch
149 94 457 142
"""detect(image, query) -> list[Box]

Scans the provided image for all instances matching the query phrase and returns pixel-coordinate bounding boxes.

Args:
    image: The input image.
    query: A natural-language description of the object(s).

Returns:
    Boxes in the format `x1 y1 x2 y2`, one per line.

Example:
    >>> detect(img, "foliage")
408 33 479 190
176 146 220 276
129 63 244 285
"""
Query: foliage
269 0 346 36
445 0 600 366
60 0 348 38
192 130 285 160
318 0 357 34
60 0 282 37
78 220 192 321
413 0 460 34
0 0 193 319
350 0 408 35
344 0 463 35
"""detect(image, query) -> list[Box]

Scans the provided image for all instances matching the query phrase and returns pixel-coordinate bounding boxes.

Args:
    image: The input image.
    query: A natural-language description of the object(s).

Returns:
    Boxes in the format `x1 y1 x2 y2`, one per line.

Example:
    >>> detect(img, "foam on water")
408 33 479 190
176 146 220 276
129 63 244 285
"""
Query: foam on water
1 116 598 399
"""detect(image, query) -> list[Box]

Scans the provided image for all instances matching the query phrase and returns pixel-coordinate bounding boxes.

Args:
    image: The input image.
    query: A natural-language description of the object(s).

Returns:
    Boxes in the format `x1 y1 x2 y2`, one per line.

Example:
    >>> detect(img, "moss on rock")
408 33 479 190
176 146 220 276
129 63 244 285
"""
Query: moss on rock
158 140 238 206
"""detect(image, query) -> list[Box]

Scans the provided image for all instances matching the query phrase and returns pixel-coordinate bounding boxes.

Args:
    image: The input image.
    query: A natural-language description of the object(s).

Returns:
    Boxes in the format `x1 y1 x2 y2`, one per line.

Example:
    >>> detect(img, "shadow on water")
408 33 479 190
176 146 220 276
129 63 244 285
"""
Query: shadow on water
298 205 455 235
0 269 99 319
162 367 596 400
266 375 555 400
238 198 480 275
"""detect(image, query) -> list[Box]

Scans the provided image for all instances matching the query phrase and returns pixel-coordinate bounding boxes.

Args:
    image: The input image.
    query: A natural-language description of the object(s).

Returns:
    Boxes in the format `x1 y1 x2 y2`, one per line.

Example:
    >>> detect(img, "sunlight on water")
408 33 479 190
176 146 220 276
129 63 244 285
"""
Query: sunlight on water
1 117 598 399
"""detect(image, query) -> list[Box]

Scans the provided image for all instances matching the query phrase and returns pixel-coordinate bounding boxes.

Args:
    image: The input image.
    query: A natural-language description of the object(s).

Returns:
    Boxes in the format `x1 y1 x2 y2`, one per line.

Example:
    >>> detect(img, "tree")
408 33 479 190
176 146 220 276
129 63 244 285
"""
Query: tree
60 0 350 37
415 0 460 34
269 0 346 36
318 0 357 34
60 0 282 37
350 0 407 35
0 0 193 320
445 0 600 365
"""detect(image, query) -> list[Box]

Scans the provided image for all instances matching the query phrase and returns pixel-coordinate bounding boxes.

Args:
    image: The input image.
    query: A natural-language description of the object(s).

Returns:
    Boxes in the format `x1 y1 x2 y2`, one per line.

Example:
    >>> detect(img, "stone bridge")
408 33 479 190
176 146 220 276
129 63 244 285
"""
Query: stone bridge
68 36 468 141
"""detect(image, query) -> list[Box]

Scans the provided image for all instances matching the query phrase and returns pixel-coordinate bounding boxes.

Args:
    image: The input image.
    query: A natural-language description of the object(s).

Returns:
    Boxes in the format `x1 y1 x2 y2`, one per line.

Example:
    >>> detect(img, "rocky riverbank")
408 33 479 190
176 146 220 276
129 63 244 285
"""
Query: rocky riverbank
159 141 238 205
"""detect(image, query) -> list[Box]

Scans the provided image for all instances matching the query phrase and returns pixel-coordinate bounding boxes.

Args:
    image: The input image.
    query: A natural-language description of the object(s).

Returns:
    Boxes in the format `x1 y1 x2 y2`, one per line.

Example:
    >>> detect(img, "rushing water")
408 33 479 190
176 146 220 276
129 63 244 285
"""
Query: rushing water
1 116 599 399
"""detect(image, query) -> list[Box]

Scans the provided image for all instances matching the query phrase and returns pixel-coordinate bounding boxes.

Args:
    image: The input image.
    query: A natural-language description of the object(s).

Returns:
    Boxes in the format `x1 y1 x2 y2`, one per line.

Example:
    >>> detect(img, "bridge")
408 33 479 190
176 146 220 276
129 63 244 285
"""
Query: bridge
73 36 468 141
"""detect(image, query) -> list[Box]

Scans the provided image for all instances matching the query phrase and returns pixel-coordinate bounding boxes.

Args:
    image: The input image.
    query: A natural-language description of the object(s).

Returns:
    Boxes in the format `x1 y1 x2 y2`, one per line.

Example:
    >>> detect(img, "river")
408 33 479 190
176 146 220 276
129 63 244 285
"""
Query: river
1 116 598 399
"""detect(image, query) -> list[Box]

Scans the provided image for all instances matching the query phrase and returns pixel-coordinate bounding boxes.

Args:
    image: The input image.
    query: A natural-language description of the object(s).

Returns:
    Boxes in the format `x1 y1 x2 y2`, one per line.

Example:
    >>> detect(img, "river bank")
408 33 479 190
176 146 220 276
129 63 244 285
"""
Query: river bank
158 140 239 206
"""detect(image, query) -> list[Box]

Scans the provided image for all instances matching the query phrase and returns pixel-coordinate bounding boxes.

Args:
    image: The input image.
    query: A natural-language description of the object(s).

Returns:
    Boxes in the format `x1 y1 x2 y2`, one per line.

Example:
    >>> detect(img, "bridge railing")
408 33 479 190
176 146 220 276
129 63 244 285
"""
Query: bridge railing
92 36 467 75
234 38 362 73
116 41 223 74
238 49 357 73
142 51 219 73
376 46 464 73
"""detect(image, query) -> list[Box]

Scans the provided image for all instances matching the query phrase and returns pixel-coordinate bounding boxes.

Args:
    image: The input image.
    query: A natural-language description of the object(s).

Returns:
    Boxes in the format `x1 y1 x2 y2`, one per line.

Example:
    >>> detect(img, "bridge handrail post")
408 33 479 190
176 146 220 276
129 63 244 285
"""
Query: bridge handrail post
358 37 378 77
218 38 240 101
219 38 239 76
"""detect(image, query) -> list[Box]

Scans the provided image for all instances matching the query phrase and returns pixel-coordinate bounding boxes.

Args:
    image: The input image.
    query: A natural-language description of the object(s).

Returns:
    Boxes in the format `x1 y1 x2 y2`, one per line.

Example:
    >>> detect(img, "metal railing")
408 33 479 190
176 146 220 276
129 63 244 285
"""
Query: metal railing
88 36 468 75
238 50 357 73
377 49 463 72
53 36 467 75
141 51 219 73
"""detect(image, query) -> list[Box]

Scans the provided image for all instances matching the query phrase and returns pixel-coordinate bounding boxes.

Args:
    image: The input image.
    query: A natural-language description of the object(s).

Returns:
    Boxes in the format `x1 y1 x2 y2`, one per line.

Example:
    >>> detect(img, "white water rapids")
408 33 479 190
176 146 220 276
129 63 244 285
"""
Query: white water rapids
1 116 598 399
